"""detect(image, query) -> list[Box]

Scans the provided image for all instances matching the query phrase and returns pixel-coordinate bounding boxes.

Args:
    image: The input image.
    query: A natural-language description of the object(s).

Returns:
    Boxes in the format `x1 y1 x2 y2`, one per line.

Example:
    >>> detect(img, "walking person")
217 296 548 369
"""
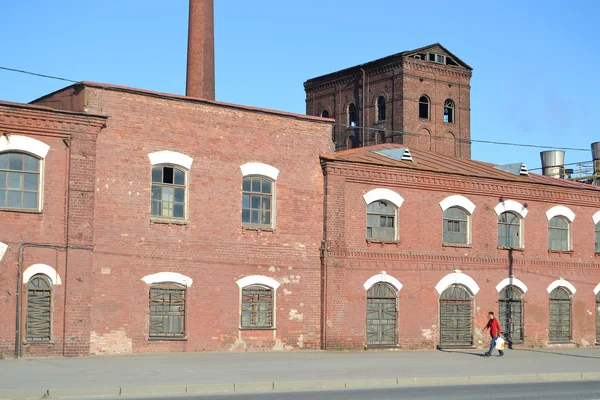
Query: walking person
482 311 504 357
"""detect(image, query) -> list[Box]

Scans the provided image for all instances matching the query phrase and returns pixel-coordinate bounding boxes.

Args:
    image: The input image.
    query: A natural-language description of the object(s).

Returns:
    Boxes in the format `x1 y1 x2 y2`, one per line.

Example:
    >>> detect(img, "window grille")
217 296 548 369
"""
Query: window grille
27 275 52 342
241 285 273 328
366 283 397 345
366 200 397 241
242 176 273 227
548 216 570 251
440 284 473 347
443 207 469 245
498 285 524 343
0 152 41 210
549 286 572 342
443 99 455 124
149 283 186 338
498 212 521 248
419 96 430 120
151 165 186 219
595 222 600 253
377 96 386 121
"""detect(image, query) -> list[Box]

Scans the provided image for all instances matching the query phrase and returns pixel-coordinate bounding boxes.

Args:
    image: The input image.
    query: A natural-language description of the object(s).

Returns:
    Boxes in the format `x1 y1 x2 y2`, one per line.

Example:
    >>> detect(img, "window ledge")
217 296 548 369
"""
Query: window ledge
23 340 54 345
442 243 471 248
240 327 276 331
367 239 399 245
548 250 574 255
498 247 524 252
150 218 189 226
242 225 275 232
442 122 456 125
0 208 43 214
148 336 188 341
548 341 573 345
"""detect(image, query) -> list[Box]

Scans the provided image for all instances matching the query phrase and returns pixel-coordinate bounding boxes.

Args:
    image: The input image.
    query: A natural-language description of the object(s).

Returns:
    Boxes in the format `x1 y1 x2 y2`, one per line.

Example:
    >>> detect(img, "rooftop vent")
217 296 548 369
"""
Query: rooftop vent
540 150 565 179
373 148 414 163
494 163 529 177
592 142 600 186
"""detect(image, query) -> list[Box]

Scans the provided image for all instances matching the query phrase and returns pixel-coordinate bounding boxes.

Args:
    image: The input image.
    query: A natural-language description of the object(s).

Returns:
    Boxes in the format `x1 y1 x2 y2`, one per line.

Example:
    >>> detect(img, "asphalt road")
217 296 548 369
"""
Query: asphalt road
80 381 600 400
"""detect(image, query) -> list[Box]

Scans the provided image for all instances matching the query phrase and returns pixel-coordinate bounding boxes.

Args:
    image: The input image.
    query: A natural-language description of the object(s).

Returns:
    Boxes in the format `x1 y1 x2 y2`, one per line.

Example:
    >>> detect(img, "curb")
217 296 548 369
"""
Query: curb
1 372 599 399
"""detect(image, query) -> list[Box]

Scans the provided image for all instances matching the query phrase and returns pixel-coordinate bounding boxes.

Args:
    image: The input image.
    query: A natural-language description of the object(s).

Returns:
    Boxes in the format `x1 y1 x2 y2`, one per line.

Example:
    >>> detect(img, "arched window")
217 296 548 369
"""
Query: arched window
377 96 386 121
440 284 473 347
366 283 397 345
149 282 186 338
498 211 522 249
419 96 430 120
367 200 397 241
443 99 455 124
443 207 470 245
549 286 572 342
0 152 41 210
595 221 600 253
27 275 52 342
241 285 273 328
498 285 524 343
242 176 273 227
321 109 329 118
348 103 357 127
151 165 187 219
548 216 571 251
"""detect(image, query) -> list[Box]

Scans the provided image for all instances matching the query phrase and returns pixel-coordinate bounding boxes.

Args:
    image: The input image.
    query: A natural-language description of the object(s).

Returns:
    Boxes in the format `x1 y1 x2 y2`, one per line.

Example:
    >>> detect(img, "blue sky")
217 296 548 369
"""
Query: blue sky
2 0 599 171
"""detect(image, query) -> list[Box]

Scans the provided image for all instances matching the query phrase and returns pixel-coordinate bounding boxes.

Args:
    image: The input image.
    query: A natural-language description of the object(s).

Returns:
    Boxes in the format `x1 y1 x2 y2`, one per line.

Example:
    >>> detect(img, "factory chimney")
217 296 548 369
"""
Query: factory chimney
186 0 215 100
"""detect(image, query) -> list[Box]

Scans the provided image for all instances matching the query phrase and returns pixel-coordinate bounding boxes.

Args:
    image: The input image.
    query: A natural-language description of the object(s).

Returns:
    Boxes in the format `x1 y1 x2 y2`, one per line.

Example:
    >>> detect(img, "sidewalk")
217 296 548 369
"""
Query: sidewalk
1 348 600 398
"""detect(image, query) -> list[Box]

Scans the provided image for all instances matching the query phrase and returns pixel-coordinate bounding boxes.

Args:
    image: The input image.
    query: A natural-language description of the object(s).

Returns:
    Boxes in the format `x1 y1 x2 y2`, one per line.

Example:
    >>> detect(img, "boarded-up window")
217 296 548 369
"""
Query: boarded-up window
498 285 524 343
443 207 469 245
498 212 521 248
366 283 397 345
549 286 571 342
242 176 273 227
440 284 473 347
548 216 570 251
366 200 397 241
241 285 273 328
149 283 185 338
0 152 41 210
151 165 186 219
27 275 52 342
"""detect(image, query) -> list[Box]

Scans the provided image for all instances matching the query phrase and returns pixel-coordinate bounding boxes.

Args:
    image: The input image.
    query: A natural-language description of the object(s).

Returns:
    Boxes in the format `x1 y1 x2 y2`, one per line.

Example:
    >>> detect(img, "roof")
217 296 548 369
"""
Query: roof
0 99 106 119
31 81 335 125
304 43 472 88
321 143 600 192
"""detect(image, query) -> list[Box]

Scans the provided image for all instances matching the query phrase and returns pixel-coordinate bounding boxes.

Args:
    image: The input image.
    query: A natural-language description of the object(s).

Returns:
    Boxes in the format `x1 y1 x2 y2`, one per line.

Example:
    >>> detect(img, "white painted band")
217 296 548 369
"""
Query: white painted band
439 195 476 214
23 264 62 285
592 211 600 226
240 162 279 180
494 200 528 218
594 282 600 296
0 135 50 158
363 271 403 292
435 271 480 295
363 188 404 208
0 242 7 262
141 272 193 287
546 205 575 222
148 151 193 170
495 277 528 293
546 279 576 295
236 275 281 289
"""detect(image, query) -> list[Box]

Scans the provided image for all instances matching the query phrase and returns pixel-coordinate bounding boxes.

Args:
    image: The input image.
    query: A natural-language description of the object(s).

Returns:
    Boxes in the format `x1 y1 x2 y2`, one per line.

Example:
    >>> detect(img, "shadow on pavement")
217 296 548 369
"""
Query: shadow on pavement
436 348 487 357
513 348 600 359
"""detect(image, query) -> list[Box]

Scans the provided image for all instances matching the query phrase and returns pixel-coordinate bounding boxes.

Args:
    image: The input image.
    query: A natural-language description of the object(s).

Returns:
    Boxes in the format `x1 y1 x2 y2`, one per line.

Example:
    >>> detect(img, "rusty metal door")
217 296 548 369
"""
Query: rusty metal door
498 285 524 343
440 284 473 347
366 283 397 345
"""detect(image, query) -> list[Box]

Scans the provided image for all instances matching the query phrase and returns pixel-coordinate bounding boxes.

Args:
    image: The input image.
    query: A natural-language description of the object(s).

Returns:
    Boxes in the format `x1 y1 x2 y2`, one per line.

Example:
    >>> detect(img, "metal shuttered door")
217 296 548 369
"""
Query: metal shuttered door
549 287 572 342
498 285 524 343
440 284 473 347
366 283 398 346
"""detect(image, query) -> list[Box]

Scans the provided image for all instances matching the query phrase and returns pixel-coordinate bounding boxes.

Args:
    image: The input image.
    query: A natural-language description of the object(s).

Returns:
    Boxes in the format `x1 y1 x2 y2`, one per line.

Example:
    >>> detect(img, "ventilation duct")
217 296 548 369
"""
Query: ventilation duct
592 142 600 186
540 150 565 179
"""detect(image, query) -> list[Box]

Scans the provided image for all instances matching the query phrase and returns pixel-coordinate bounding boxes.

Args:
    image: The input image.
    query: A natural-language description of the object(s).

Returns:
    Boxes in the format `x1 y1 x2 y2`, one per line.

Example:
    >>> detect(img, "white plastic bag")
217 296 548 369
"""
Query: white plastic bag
495 337 505 350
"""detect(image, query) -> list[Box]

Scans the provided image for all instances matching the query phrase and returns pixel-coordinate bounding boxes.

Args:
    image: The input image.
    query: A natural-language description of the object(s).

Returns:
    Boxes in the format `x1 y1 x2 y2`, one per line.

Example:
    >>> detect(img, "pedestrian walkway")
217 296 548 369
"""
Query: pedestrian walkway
1 348 600 398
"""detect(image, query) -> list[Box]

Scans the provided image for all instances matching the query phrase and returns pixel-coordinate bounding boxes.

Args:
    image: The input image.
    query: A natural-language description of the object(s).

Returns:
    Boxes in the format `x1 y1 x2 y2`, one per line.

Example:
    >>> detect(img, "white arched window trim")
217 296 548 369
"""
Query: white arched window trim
439 195 475 214
363 188 404 208
0 242 7 262
240 163 279 180
546 206 575 222
592 211 600 225
236 275 281 289
435 270 480 295
546 279 576 295
141 272 193 287
23 264 62 285
594 283 600 295
495 276 528 293
363 271 403 292
494 200 528 218
0 135 50 159
148 150 193 170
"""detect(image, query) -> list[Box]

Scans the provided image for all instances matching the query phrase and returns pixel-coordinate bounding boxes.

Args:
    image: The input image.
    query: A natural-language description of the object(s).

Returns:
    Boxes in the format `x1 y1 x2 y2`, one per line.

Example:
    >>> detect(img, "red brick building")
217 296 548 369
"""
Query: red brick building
304 43 472 158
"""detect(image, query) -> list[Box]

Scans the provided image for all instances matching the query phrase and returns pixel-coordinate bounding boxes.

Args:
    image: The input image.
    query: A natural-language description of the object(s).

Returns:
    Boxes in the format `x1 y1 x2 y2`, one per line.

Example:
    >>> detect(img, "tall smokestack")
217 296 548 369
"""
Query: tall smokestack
186 0 215 100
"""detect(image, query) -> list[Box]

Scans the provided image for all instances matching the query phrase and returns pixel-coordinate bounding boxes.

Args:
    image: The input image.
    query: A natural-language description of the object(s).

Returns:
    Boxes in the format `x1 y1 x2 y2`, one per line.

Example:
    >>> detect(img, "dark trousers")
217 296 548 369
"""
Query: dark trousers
487 336 504 356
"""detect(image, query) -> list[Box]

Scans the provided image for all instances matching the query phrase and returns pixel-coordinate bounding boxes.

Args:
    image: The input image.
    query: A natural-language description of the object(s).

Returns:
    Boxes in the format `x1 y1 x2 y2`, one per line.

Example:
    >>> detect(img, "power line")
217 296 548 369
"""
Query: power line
0 66 77 83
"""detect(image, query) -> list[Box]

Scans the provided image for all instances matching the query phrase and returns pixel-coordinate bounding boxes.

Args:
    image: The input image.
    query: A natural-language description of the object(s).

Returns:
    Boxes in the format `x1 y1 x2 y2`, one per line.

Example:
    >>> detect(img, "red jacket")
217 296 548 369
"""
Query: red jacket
484 318 501 337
